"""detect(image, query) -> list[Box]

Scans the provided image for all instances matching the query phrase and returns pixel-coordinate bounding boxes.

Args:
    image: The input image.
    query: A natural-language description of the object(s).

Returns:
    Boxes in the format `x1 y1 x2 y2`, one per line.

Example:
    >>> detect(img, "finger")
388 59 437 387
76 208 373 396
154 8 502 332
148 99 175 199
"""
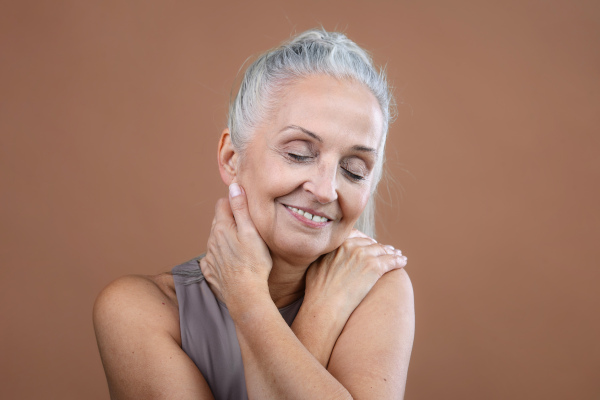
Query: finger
366 242 401 257
383 244 402 256
198 256 211 277
228 183 257 233
211 201 226 229
214 197 233 219
341 237 379 252
340 240 396 261
212 197 236 233
377 253 408 273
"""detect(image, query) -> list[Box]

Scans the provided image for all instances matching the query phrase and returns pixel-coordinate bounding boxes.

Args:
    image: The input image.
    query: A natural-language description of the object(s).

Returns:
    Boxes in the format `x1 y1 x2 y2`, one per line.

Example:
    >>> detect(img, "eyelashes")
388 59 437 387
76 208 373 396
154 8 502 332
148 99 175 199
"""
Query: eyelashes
286 153 366 182
342 169 365 182
340 159 367 182
287 153 312 162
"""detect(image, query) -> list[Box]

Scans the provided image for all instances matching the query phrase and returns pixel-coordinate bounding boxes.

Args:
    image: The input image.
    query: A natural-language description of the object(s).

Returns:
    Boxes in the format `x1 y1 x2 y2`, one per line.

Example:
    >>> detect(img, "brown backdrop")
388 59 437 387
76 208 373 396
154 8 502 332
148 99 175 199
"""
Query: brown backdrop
1 1 599 399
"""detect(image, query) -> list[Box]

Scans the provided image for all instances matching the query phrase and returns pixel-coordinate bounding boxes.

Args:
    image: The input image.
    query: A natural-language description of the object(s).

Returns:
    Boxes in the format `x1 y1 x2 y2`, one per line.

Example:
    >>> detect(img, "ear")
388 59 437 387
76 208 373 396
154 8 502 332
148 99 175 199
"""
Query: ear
217 129 239 185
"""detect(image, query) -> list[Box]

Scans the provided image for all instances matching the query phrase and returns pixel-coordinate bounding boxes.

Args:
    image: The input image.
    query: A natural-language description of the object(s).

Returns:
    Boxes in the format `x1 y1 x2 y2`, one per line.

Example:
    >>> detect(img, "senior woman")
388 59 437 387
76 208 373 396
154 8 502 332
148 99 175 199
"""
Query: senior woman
94 29 414 399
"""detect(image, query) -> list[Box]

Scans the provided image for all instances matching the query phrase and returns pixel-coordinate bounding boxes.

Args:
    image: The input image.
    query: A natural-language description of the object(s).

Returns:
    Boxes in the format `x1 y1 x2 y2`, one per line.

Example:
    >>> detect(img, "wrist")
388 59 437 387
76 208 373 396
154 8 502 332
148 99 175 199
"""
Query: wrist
292 297 348 368
225 281 272 321
298 295 349 331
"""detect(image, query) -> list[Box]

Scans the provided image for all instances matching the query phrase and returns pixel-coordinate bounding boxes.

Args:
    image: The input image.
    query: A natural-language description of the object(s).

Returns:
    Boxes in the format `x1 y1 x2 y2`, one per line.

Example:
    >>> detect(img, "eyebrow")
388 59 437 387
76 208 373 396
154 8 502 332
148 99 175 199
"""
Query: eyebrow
284 125 322 142
282 125 377 154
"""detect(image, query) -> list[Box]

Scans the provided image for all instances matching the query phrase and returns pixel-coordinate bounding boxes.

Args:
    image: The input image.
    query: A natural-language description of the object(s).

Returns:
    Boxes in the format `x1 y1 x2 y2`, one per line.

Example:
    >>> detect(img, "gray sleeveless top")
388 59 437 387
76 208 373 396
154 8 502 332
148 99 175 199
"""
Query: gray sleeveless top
172 256 304 400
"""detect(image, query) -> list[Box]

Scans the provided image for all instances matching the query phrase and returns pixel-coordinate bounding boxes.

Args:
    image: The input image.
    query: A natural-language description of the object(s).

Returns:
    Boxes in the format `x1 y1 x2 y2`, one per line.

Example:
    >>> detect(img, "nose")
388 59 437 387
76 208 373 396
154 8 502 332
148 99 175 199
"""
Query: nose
304 160 338 204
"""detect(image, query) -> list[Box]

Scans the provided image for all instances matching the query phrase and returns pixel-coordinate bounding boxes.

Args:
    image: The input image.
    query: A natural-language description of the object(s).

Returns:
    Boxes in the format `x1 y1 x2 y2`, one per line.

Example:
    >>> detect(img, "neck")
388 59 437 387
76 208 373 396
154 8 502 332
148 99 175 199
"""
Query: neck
267 252 310 308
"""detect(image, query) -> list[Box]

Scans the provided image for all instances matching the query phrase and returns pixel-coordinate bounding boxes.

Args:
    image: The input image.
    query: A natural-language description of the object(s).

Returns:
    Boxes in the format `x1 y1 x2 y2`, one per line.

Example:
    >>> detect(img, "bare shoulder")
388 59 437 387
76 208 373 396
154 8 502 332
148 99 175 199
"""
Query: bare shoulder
369 267 414 306
93 273 214 399
328 268 415 399
336 268 414 340
93 272 180 344
382 265 413 289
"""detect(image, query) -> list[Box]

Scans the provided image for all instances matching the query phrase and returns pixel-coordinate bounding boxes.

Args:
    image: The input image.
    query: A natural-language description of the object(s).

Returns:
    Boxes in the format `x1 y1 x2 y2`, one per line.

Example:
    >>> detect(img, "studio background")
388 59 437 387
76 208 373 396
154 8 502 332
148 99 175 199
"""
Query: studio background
1 1 598 399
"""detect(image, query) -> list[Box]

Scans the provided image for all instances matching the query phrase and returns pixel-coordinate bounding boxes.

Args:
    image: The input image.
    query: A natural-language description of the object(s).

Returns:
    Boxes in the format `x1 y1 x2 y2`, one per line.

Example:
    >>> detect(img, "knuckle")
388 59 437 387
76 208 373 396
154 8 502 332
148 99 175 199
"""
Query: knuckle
364 259 377 272
363 257 382 273
341 240 353 252
213 224 228 239
213 223 224 234
354 246 368 258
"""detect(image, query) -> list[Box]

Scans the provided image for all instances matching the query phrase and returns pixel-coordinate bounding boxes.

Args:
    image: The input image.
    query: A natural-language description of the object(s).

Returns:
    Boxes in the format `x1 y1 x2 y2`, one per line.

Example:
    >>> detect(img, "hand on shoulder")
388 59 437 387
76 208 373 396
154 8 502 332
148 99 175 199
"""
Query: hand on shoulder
304 229 408 317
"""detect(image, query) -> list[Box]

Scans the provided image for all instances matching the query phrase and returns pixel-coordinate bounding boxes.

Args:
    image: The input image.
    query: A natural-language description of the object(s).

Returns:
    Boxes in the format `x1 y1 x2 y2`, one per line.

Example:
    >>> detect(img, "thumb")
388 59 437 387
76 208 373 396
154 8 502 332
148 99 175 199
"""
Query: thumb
228 183 255 233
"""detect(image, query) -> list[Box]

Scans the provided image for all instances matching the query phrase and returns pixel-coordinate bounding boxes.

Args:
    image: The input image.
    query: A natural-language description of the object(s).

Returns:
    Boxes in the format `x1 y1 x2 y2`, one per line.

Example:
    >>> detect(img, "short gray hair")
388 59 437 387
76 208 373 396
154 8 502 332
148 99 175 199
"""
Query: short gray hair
228 28 394 238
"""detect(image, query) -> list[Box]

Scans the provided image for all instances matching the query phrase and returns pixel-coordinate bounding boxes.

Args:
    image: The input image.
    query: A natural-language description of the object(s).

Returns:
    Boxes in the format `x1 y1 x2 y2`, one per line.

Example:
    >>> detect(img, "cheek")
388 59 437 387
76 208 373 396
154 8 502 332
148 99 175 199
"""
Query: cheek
235 162 283 227
236 154 270 197
234 163 266 224
346 187 370 217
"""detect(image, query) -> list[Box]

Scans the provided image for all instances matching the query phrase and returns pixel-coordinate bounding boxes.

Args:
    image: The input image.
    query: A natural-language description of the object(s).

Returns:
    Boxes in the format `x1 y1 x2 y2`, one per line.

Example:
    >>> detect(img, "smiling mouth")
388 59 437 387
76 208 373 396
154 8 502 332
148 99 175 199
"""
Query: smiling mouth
284 205 330 223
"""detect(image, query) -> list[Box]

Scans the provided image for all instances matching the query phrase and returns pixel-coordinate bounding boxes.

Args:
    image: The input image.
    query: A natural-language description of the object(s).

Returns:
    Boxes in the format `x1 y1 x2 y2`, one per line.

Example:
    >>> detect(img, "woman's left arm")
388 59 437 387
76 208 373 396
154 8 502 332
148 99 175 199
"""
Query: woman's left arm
228 272 414 400
202 185 413 399
291 228 410 370
328 267 414 398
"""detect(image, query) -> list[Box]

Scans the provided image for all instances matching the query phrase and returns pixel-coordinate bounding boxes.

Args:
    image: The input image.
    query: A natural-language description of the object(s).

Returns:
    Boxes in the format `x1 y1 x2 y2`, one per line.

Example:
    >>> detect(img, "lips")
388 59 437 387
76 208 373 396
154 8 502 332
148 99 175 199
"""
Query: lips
283 204 333 223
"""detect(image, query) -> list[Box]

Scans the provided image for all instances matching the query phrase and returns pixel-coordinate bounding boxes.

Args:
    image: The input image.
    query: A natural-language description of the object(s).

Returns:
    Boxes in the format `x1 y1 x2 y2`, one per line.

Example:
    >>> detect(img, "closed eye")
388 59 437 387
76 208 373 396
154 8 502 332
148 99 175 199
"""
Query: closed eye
340 158 368 182
287 153 313 162
342 168 365 182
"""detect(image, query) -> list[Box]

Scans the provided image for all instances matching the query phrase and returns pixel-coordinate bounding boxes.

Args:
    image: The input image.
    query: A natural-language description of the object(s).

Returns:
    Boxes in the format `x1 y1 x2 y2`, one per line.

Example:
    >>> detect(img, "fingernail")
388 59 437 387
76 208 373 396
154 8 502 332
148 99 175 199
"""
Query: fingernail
229 183 241 198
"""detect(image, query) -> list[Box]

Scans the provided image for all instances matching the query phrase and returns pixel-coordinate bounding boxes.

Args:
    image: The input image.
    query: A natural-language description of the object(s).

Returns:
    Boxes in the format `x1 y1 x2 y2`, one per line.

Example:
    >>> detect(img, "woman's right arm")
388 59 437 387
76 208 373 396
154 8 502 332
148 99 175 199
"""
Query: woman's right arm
201 188 409 399
93 275 215 400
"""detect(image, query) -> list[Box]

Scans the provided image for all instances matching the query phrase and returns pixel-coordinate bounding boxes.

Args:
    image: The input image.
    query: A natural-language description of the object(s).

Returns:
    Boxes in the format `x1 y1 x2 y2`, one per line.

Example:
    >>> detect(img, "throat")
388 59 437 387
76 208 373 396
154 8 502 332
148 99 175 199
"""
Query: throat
267 255 308 308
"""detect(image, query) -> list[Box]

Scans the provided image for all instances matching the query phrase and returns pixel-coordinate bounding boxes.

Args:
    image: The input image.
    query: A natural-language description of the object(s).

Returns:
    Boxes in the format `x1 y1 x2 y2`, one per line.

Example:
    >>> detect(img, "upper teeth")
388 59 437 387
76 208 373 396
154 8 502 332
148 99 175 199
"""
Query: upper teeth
286 206 329 223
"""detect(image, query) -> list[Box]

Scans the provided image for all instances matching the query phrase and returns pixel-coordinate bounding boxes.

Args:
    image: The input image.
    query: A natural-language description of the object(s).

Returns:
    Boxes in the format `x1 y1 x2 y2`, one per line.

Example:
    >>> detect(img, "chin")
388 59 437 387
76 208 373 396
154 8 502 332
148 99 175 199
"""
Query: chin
265 235 335 266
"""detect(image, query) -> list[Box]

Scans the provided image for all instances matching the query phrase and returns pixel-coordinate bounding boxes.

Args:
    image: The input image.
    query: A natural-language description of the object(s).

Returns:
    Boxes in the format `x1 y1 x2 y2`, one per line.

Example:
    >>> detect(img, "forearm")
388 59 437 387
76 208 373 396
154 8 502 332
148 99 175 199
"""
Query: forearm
229 288 352 400
291 298 348 368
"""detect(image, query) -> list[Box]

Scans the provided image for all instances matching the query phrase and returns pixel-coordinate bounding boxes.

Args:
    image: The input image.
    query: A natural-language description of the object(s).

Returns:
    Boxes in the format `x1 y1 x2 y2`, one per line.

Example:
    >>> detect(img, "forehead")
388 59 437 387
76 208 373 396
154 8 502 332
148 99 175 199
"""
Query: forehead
263 75 385 149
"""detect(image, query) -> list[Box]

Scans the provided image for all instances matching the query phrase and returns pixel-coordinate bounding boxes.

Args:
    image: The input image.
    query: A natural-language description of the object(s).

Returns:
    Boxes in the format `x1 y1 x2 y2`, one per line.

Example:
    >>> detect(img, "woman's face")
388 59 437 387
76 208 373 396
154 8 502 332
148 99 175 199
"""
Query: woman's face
233 75 384 265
